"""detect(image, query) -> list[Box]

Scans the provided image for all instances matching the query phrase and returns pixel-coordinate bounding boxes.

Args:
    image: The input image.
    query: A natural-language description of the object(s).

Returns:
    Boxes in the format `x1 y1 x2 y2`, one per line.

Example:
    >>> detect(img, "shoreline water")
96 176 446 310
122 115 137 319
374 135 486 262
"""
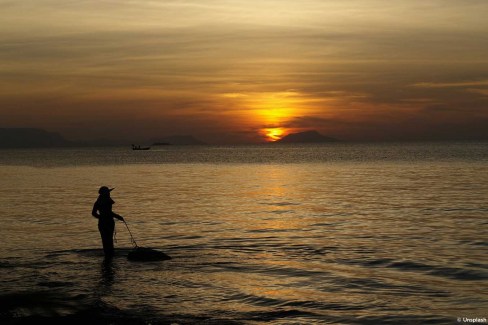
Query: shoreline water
1 144 487 323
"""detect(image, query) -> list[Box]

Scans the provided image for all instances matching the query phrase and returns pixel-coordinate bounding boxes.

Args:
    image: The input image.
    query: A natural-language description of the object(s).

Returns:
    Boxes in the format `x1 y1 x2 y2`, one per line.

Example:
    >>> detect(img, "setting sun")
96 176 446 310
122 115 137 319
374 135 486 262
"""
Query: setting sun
220 90 307 142
263 127 286 142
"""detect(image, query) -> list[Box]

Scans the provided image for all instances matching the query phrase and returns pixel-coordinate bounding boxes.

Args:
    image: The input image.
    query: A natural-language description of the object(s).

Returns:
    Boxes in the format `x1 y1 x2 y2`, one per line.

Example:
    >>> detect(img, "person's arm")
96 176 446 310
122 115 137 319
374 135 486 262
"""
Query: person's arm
91 202 100 219
112 212 124 221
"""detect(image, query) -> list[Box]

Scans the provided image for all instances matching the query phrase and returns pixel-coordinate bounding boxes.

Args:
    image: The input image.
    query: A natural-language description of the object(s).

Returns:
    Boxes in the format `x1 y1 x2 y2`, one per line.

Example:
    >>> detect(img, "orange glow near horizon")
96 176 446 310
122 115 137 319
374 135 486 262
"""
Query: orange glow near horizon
221 91 306 142
254 92 298 122
263 127 286 142
224 91 305 142
255 92 303 142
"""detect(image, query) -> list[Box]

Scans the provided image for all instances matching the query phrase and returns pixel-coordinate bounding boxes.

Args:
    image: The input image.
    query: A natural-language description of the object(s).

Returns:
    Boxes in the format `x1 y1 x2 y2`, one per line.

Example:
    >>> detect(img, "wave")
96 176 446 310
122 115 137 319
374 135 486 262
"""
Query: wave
341 257 488 281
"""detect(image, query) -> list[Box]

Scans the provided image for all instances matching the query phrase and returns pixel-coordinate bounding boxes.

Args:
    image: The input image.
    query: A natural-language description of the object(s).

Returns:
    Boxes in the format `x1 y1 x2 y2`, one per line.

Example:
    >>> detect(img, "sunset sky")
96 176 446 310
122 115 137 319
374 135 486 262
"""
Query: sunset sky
1 0 487 143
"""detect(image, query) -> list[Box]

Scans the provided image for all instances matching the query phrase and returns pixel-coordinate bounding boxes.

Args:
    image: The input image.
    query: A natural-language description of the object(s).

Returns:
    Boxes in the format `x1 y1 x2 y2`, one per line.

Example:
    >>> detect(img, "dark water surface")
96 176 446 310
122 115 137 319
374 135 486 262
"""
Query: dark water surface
0 143 487 324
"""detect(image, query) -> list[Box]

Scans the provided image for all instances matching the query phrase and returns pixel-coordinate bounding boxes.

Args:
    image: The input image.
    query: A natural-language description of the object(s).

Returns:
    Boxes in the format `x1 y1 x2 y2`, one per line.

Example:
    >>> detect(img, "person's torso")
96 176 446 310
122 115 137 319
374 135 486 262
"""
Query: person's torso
96 197 114 221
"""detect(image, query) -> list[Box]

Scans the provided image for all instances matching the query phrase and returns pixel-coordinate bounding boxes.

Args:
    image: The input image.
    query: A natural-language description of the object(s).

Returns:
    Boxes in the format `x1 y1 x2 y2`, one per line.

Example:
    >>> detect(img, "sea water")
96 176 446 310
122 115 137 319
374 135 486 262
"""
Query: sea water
0 143 487 324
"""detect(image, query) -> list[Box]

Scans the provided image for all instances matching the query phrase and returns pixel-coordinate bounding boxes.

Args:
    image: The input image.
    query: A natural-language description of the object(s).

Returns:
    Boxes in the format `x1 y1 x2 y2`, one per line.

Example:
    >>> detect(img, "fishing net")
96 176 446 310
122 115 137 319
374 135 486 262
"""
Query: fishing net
123 220 172 262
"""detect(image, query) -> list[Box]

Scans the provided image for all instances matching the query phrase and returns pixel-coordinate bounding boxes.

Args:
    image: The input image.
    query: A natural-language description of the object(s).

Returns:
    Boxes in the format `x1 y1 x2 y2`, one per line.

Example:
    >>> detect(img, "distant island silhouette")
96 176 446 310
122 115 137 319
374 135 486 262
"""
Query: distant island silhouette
152 135 206 146
0 128 208 148
0 128 72 148
1 128 339 148
276 130 338 143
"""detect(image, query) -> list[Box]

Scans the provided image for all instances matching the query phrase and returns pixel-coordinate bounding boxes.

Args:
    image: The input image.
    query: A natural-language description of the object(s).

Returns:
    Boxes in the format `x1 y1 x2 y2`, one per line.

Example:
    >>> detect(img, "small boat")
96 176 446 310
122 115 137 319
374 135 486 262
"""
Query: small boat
132 144 150 150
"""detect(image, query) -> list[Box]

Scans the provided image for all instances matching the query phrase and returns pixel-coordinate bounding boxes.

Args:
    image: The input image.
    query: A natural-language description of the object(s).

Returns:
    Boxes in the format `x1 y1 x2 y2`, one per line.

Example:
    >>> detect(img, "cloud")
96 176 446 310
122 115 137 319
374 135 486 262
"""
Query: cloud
412 80 488 88
467 88 488 96
280 116 341 129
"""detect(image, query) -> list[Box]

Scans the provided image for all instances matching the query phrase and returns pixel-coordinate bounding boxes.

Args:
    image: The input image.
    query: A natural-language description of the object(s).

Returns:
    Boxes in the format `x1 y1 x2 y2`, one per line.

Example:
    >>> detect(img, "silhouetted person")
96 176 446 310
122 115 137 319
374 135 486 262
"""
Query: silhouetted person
92 186 124 258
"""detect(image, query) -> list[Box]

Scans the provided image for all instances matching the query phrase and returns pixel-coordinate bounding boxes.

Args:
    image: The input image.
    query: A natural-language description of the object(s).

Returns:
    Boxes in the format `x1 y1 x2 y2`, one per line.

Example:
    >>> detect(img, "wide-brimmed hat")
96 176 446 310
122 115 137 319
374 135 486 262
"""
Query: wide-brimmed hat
98 186 115 195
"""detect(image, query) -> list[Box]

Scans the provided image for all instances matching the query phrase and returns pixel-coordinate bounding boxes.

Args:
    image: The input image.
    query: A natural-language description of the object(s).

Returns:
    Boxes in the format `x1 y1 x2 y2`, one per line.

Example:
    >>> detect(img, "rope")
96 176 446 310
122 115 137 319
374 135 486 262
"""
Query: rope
123 220 138 248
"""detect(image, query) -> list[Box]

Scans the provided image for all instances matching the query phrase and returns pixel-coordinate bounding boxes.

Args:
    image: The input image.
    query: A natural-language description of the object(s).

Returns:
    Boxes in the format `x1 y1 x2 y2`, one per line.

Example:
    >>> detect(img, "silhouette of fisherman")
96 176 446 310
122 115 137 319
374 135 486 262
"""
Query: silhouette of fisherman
92 186 124 258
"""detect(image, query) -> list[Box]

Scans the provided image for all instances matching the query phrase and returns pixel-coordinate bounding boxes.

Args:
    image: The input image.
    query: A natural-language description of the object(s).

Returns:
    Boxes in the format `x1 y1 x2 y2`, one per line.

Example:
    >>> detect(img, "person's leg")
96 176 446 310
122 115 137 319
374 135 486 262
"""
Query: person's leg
99 223 115 257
